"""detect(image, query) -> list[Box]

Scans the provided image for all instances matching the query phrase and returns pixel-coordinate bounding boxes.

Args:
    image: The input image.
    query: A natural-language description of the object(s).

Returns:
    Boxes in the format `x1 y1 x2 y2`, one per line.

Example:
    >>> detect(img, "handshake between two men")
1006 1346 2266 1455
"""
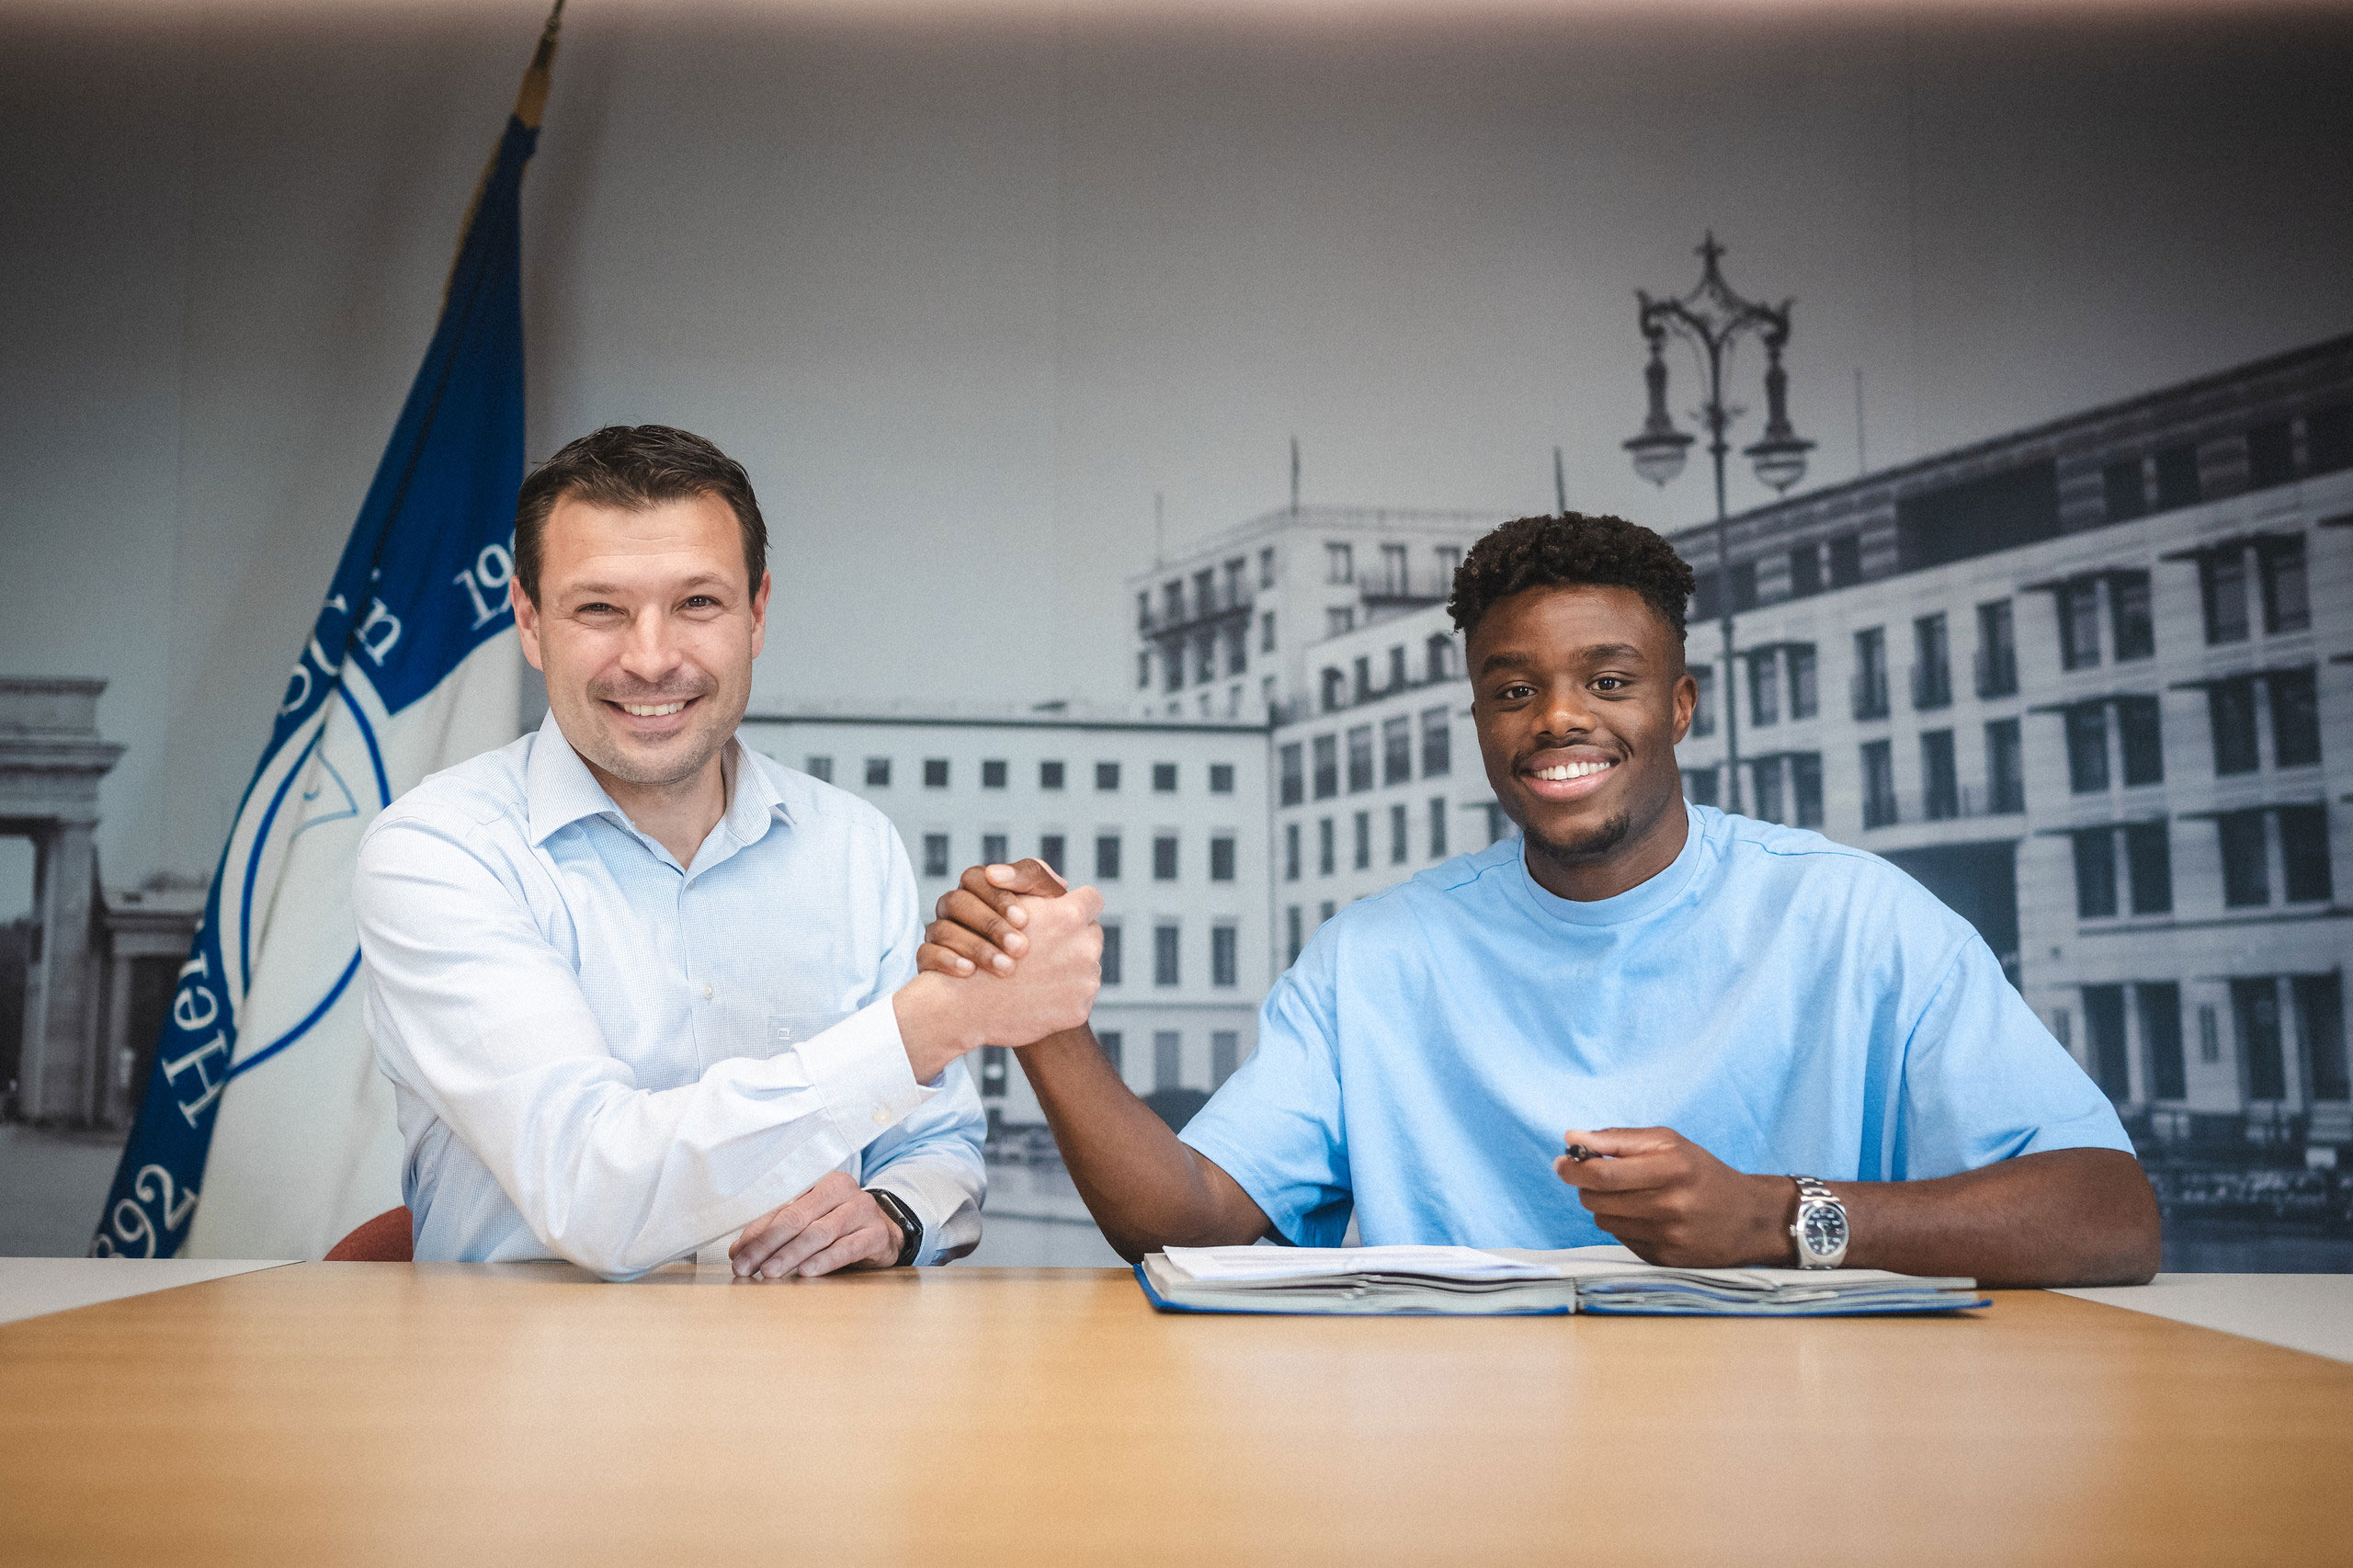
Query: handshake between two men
727 860 1104 1279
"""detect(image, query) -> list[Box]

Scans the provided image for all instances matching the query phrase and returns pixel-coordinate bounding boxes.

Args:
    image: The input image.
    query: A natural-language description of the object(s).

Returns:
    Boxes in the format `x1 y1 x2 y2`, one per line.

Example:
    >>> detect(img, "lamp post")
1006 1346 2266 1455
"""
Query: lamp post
1623 233 1813 816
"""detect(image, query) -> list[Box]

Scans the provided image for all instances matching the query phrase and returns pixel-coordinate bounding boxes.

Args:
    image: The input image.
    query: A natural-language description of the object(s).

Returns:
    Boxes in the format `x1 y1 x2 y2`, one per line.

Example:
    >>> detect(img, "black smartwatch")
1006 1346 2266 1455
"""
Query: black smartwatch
865 1187 923 1267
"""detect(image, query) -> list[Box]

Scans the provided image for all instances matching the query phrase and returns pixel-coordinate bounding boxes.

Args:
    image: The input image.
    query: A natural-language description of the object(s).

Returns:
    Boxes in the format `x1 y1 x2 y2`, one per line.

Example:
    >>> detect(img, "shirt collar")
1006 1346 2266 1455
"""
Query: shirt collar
523 708 791 852
1508 801 1709 927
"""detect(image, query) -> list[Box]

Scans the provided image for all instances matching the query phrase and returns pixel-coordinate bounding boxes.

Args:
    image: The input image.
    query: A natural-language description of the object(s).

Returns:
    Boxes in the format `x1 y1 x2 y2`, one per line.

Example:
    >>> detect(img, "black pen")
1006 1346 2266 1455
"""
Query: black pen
1564 1143 1599 1163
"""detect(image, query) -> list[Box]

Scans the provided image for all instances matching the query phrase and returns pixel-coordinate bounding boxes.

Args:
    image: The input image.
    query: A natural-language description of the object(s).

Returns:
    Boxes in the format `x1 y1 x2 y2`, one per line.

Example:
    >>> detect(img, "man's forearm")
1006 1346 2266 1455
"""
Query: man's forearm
1813 1148 2160 1287
1017 1026 1268 1262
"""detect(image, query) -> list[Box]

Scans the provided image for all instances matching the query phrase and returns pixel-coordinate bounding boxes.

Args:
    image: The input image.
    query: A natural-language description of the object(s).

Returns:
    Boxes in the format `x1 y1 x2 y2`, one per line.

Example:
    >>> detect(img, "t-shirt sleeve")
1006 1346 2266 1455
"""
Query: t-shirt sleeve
1176 935 1354 1246
1894 934 2137 1178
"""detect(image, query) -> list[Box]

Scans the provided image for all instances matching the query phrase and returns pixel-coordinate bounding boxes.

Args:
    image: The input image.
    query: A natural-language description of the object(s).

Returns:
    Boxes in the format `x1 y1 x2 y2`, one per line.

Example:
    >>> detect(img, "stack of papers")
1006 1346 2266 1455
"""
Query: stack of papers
1137 1244 1985 1317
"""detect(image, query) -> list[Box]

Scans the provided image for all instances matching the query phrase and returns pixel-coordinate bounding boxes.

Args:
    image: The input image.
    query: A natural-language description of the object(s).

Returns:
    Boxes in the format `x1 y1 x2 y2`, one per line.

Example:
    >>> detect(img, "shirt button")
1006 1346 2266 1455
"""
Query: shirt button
701 983 714 1000
871 1106 892 1127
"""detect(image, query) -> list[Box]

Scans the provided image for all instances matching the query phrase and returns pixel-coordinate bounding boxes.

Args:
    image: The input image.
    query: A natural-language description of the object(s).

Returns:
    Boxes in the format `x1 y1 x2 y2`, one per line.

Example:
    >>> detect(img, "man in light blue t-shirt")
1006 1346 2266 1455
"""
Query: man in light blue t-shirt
926 514 2159 1286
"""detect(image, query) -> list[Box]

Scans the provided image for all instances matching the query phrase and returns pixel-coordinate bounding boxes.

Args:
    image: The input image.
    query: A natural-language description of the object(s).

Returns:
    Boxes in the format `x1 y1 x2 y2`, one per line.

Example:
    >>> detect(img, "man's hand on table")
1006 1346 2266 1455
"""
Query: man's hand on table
1552 1126 1793 1268
891 858 1103 1081
730 1171 904 1278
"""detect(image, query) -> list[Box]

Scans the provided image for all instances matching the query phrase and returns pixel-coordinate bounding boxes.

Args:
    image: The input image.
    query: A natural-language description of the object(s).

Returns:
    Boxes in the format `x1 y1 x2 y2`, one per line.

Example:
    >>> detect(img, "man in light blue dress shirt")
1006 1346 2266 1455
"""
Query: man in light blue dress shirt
353 426 1101 1280
926 514 2162 1287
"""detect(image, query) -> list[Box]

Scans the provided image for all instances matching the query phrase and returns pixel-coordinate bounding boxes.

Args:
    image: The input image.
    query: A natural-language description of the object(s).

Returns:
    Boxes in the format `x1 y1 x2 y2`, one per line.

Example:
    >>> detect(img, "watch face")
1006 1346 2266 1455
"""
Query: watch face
1801 1202 1848 1257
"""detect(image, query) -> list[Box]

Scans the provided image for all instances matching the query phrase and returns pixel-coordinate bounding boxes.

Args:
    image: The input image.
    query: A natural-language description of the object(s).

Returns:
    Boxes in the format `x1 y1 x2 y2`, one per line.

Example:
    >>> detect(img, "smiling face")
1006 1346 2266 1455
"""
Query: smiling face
1469 583 1697 899
512 489 770 796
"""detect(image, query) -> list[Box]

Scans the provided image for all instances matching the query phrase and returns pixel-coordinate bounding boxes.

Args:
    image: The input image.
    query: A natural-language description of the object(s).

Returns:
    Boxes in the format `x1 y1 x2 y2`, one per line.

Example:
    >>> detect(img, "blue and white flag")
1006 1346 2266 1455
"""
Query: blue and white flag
94 13 562 1261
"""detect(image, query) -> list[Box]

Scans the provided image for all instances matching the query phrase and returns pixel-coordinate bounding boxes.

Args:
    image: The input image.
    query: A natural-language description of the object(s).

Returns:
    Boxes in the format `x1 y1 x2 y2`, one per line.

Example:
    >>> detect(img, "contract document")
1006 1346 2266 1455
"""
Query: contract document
1137 1244 1986 1317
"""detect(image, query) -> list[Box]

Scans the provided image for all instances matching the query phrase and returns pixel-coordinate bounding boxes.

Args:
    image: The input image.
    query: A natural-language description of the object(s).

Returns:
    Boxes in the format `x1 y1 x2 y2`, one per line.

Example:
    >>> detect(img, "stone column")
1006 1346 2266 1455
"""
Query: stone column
21 820 99 1122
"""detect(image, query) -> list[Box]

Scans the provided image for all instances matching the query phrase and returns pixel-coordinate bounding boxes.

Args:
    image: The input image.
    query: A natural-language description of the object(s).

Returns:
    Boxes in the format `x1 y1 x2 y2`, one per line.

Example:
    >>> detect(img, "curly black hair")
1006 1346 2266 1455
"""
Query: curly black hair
1446 512 1696 642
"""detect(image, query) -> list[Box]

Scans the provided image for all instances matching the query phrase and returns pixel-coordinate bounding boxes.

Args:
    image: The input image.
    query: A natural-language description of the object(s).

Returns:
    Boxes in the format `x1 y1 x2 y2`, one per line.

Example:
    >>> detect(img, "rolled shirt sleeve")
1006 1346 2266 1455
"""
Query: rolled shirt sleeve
358 811 947 1281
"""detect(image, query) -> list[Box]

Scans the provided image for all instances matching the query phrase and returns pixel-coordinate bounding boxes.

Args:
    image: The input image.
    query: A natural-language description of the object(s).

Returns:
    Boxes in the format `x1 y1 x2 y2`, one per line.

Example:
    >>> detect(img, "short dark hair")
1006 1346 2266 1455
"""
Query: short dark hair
514 425 768 603
1447 513 1695 643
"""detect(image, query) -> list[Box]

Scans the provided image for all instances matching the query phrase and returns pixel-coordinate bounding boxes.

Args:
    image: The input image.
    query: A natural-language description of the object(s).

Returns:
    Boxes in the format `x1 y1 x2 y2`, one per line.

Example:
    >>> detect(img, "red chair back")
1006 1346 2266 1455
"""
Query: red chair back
324 1206 415 1262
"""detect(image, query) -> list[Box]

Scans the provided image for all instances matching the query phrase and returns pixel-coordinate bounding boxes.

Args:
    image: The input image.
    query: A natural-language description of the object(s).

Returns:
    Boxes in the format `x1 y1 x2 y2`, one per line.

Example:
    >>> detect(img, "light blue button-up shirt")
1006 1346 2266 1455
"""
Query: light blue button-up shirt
353 710 984 1278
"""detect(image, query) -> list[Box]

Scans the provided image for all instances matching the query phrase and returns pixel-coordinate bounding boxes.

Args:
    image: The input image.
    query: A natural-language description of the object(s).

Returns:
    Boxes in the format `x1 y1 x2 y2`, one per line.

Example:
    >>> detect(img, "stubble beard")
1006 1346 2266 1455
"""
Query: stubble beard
1521 809 1633 869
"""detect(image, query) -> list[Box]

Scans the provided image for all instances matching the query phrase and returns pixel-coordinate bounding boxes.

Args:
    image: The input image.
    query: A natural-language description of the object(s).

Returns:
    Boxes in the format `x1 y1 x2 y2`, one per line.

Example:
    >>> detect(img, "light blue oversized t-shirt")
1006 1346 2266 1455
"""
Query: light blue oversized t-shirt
1179 803 2132 1249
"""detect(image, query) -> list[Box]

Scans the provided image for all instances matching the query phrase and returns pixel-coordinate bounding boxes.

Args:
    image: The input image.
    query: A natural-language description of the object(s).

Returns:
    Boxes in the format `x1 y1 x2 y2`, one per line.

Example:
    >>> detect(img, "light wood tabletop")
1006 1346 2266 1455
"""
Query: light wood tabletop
4 1263 2348 1567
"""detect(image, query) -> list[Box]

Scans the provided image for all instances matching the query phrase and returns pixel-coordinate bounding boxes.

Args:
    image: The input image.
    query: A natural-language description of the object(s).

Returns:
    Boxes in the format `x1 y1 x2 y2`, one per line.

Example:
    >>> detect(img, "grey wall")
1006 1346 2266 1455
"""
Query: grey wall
4 0 2349 893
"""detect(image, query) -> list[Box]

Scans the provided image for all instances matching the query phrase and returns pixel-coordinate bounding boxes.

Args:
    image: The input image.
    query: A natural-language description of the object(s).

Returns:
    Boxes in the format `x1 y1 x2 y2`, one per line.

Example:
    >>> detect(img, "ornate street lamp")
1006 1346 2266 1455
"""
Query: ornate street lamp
1623 233 1813 815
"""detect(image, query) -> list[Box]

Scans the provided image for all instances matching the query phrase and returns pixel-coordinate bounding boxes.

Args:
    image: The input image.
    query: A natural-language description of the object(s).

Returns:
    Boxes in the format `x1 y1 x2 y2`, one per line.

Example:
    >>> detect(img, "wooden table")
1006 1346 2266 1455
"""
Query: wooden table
5 1264 2349 1566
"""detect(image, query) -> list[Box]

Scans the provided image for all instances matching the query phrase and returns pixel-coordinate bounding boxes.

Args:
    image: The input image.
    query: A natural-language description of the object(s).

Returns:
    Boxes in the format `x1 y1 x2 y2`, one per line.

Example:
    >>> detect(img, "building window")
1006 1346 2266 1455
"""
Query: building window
1975 601 2018 699
1689 665 1715 737
1420 708 1451 777
1313 734 1338 799
2247 421 2295 489
1827 532 1862 588
1211 835 1236 881
1165 642 1183 693
865 757 892 788
1749 756 1785 824
2259 537 2310 635
2154 444 2201 511
2298 974 2349 1102
1921 730 1959 821
1211 1029 1241 1086
923 834 951 879
1483 804 1511 845
1096 835 1121 881
1098 1029 1123 1073
1427 633 1455 683
1211 926 1238 988
1285 906 1302 964
2140 983 2187 1101
1747 648 1780 727
2083 984 2131 1101
1787 645 1817 720
1852 628 1890 720
1320 667 1345 712
1353 656 1372 704
1154 926 1180 987
1347 726 1374 793
803 755 834 783
2310 405 2353 473
1040 760 1065 790
2073 830 2119 919
1326 607 1356 638
1096 761 1120 791
1093 923 1120 987
1382 716 1413 785
1194 634 1215 684
982 760 1006 790
979 1045 1007 1098
2218 811 2269 907
1386 645 1407 692
2234 978 2286 1101
2103 459 2146 523
1138 650 1153 690
1352 810 1371 870
1692 571 1721 622
2125 821 2173 915
2199 1004 2222 1065
1279 821 1301 883
1428 796 1449 858
1729 560 1758 613
981 833 1007 866
2117 696 2164 787
2110 571 2154 662
1986 719 2025 813
2280 805 2334 903
924 758 949 789
1260 609 1277 653
1153 835 1178 881
1040 835 1065 877
1209 763 1234 794
1144 763 1173 794
2057 577 2101 671
1154 1029 1182 1090
1326 541 1354 584
1860 740 1897 827
2208 677 2260 776
1259 546 1277 587
1279 743 1304 806
1912 614 1952 710
2270 668 2322 768
1389 802 1409 864
2064 704 2110 794
1683 766 1719 808
1789 542 1823 598
2200 549 2251 645
1318 817 1336 876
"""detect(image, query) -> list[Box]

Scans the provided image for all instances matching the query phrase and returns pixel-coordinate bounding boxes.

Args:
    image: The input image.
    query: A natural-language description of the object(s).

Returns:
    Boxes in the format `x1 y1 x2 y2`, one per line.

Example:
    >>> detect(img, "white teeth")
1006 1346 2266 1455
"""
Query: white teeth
1533 760 1613 781
620 701 687 717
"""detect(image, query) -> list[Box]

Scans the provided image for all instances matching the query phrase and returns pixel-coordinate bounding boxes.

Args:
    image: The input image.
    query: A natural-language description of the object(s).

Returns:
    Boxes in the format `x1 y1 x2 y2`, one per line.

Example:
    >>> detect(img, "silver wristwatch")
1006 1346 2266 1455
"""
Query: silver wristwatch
1790 1176 1849 1269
